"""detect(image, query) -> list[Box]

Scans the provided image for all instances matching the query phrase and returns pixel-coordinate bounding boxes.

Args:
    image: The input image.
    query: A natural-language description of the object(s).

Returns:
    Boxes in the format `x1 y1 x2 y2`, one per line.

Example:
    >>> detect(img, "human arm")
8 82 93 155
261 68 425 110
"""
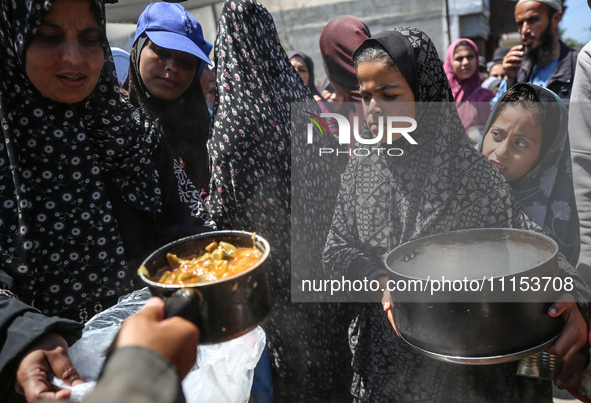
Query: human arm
16 333 83 402
545 254 591 389
39 297 199 403
80 297 198 403
83 347 186 403
547 293 588 389
112 297 199 379
0 271 83 402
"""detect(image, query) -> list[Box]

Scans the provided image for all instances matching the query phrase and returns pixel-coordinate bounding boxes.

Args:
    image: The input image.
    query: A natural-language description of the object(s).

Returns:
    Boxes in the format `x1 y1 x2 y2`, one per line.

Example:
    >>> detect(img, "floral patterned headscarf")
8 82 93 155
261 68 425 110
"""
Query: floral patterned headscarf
207 0 313 236
0 0 163 315
207 1 352 399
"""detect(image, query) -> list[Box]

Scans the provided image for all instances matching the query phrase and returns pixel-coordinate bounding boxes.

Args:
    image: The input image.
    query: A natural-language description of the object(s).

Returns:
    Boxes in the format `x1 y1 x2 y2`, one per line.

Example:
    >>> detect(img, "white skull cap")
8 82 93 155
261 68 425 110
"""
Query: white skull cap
516 0 562 12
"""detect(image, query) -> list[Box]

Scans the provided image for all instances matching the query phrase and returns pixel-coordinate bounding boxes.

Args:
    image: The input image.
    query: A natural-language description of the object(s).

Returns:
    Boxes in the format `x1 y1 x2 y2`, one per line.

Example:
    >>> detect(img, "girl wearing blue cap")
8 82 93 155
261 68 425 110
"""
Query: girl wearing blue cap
124 2 214 217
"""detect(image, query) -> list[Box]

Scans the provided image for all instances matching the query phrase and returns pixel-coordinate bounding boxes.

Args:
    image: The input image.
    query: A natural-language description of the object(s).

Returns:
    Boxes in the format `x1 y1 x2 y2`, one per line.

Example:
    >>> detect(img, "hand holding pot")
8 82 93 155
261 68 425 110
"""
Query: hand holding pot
546 294 587 389
379 275 400 338
555 351 586 389
546 293 587 363
115 297 200 378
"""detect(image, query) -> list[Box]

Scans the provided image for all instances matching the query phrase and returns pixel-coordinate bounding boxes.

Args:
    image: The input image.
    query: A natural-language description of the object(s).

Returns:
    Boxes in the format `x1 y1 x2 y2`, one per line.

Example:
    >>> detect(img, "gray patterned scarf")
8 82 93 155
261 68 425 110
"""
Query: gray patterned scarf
322 27 545 402
481 83 580 266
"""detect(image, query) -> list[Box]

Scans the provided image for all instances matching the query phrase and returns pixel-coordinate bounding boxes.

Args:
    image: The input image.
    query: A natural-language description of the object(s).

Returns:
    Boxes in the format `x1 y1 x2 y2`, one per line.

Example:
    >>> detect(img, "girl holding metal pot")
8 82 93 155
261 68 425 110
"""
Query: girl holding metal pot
0 0 211 401
323 27 589 402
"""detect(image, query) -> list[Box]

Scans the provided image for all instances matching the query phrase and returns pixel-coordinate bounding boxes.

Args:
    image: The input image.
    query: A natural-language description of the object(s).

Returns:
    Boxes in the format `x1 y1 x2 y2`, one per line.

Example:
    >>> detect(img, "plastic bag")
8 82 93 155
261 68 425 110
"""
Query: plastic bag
184 326 266 403
55 287 266 403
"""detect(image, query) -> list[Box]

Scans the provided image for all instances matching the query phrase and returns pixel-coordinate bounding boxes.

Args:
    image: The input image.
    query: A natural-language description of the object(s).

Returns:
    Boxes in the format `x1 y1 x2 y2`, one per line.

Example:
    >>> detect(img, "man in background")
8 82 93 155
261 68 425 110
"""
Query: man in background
492 0 578 104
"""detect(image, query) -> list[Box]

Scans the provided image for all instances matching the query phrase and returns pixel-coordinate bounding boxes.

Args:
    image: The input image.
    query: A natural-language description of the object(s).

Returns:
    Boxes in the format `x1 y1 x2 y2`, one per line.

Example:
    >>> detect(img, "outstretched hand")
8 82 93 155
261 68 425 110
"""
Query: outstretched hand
16 332 83 402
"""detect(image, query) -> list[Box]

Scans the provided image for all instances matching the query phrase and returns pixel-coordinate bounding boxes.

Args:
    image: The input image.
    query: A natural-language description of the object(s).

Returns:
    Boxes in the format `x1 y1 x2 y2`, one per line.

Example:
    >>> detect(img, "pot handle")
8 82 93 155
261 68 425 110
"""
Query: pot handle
163 288 204 327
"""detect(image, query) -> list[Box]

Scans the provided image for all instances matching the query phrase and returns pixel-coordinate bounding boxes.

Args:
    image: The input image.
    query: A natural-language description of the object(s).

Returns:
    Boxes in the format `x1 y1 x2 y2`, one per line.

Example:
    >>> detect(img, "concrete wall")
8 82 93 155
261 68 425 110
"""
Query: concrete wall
269 0 447 87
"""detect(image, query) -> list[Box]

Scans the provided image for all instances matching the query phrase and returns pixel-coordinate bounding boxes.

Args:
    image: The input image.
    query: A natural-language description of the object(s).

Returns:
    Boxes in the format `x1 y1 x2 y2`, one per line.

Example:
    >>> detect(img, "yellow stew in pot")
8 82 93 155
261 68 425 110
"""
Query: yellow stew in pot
151 241 263 285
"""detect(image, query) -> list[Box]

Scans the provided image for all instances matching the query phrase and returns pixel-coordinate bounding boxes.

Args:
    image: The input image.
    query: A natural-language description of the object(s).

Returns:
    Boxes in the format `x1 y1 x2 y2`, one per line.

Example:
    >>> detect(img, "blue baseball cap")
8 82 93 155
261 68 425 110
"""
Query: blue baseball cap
134 2 212 66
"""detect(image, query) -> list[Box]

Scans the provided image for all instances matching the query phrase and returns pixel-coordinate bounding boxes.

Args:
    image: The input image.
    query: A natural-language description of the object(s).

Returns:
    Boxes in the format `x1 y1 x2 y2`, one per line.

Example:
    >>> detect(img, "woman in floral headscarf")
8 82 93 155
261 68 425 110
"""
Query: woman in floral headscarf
208 0 353 400
0 0 208 401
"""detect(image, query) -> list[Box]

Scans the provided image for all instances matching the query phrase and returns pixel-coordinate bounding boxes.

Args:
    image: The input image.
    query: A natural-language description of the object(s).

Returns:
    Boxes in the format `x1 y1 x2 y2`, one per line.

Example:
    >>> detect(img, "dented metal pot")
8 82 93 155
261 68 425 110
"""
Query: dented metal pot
138 230 271 344
383 228 564 364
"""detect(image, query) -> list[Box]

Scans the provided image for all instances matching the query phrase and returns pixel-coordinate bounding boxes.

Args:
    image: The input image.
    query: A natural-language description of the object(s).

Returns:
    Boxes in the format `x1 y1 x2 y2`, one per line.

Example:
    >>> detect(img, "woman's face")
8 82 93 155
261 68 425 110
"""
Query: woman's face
321 81 343 112
489 63 505 80
290 56 309 86
25 0 104 104
481 105 542 182
452 45 477 81
139 41 198 101
357 60 415 143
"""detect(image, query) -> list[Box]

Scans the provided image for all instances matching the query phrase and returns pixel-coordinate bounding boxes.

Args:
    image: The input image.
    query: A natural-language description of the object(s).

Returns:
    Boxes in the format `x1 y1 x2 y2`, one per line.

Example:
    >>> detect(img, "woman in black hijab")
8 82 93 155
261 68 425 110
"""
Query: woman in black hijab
288 50 322 99
123 2 213 219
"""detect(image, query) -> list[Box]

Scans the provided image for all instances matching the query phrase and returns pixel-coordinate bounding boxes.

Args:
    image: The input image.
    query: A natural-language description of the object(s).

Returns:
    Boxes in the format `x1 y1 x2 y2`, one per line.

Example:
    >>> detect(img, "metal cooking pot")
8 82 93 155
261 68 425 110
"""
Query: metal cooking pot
138 230 271 344
383 228 564 364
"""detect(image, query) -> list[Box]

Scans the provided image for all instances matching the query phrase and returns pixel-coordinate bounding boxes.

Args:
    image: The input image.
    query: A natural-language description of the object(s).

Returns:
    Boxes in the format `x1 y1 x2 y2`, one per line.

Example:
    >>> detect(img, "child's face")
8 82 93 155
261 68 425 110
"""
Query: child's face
481 105 542 182
139 41 198 101
357 60 415 142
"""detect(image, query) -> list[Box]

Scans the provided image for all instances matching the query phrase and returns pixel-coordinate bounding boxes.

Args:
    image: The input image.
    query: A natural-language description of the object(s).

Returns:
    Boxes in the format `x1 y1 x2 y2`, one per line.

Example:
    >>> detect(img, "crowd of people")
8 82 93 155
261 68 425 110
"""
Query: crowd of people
1 0 591 402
